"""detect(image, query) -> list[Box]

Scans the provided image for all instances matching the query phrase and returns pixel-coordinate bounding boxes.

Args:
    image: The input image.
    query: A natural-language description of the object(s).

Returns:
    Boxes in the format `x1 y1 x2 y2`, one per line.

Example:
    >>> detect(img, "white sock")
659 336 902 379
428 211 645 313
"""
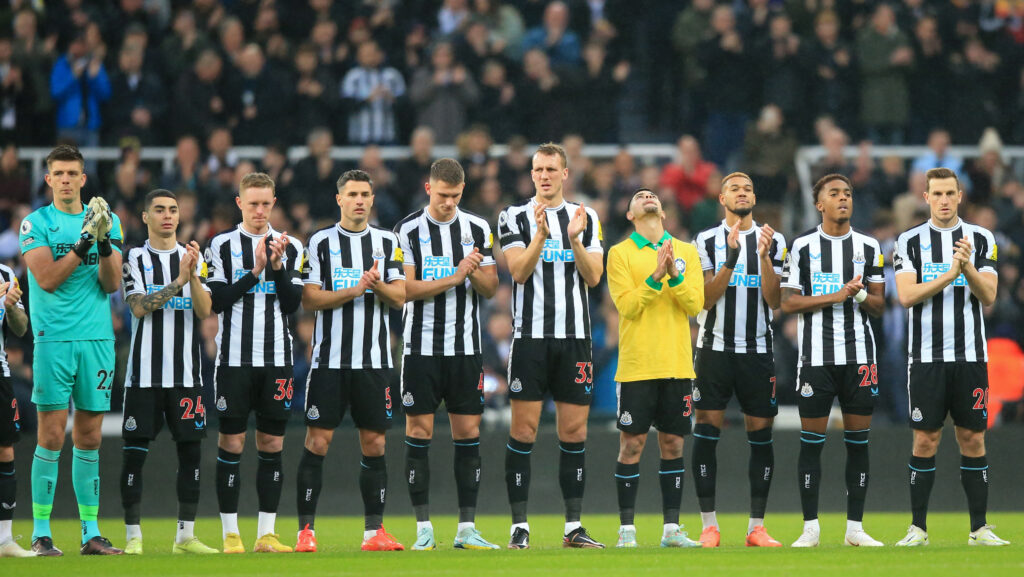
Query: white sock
257 512 276 538
0 519 12 542
457 522 474 533
846 520 863 533
510 522 529 536
417 521 433 532
619 524 636 533
663 523 679 536
220 513 239 540
176 520 194 544
126 524 142 541
748 517 764 534
564 521 581 535
804 519 820 533
701 512 718 529
363 529 378 540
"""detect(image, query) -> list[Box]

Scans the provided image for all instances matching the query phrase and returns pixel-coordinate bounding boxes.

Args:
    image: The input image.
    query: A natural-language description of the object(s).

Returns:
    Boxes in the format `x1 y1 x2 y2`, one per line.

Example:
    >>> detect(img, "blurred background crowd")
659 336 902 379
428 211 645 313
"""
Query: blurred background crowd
1 0 1024 429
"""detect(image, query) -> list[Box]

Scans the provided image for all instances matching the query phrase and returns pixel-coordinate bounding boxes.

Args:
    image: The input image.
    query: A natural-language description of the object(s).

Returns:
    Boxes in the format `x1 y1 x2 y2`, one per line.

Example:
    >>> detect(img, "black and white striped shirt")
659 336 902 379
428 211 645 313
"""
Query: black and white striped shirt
781 226 884 367
395 208 494 356
340 66 406 144
302 224 405 369
122 242 209 388
206 225 304 367
497 199 603 340
893 219 997 363
694 220 786 354
0 264 23 378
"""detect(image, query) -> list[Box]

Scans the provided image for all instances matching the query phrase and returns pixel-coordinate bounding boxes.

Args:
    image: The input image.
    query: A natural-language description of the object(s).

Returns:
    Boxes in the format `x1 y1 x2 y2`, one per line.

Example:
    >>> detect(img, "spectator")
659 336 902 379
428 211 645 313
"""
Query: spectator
160 8 213 81
472 0 525 60
521 1 582 67
517 48 575 142
670 0 715 135
856 3 913 144
457 18 504 79
203 126 237 176
0 144 30 216
173 48 236 140
409 40 479 144
576 41 628 143
659 135 718 212
438 0 472 37
757 13 807 134
948 38 1002 145
290 127 344 218
741 104 798 205
0 36 35 146
160 134 206 195
911 128 967 181
217 15 246 68
394 126 435 214
291 43 339 145
474 58 520 142
568 0 632 61
231 43 292 145
806 11 857 136
908 15 948 143
340 40 406 144
458 123 498 195
50 29 111 147
12 8 54 145
104 44 167 145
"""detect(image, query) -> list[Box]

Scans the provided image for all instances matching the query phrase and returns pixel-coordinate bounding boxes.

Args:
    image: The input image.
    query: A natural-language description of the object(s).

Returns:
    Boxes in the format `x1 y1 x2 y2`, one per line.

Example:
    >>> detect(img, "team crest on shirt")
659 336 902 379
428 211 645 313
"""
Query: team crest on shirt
800 382 814 398
674 258 686 275
402 392 414 407
124 416 137 431
372 247 385 260
691 386 701 402
852 252 865 265
307 405 320 420
19 220 31 235
461 233 474 246
619 411 633 426
911 407 923 422
216 396 227 411
510 378 522 392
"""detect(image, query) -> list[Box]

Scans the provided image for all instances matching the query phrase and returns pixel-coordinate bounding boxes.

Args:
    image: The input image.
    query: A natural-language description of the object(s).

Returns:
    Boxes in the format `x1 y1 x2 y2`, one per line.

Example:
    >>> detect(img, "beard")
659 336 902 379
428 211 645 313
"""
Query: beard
731 206 753 218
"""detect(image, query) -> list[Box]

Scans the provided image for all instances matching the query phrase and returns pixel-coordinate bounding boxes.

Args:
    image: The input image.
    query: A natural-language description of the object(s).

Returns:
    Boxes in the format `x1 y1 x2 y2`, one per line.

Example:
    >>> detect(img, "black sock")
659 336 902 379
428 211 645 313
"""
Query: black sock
691 424 720 513
0 461 15 521
505 438 532 524
960 455 988 532
176 441 201 522
843 429 870 523
256 450 283 514
659 457 684 525
453 438 481 523
120 441 149 525
558 441 585 523
798 431 825 521
405 437 431 522
296 449 324 531
909 455 936 531
360 455 387 531
615 462 639 525
747 428 774 519
216 448 242 514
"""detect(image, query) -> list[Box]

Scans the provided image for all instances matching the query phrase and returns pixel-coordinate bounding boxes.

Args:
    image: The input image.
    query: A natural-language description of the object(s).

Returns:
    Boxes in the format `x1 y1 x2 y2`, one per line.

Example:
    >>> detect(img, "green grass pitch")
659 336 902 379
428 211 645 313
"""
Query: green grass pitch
6 513 1023 576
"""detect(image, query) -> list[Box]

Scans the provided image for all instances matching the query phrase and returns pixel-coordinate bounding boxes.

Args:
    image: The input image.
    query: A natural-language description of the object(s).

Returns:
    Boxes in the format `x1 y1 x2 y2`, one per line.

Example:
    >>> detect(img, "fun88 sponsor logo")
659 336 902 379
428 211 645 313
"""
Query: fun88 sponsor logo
715 261 761 288
332 267 364 291
811 272 843 296
234 269 277 293
423 255 456 280
541 239 574 263
146 284 193 309
922 262 967 286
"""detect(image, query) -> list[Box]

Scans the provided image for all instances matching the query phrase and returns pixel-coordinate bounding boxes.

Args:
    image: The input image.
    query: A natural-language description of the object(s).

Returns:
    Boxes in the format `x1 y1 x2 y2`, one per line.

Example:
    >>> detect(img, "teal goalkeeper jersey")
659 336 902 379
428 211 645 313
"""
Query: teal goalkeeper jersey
19 202 123 343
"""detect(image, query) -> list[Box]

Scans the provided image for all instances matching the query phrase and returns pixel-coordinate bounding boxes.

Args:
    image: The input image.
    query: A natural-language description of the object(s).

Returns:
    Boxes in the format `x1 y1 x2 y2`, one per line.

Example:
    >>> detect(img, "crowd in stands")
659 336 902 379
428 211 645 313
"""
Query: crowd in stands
1 0 1024 427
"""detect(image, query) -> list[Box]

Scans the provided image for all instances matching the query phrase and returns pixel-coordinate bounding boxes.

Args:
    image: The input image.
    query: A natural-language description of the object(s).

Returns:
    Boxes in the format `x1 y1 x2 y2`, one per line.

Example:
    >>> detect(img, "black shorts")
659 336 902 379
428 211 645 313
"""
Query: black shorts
507 338 593 405
616 379 693 436
797 363 878 419
0 377 21 446
908 361 988 431
122 387 207 442
401 354 484 416
214 365 294 433
693 349 778 417
304 368 394 431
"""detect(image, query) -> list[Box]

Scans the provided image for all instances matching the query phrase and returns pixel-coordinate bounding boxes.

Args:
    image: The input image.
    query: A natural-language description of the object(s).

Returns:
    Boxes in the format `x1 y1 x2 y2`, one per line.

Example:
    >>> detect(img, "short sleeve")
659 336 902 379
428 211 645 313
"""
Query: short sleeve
479 221 495 266
194 250 212 292
583 207 603 254
287 236 304 286
694 236 713 271
976 229 997 275
301 242 321 286
771 232 787 273
780 244 803 293
893 234 915 275
122 253 146 297
497 208 525 250
865 241 885 284
109 213 124 253
395 227 415 267
18 213 48 254
205 240 227 285
385 234 405 282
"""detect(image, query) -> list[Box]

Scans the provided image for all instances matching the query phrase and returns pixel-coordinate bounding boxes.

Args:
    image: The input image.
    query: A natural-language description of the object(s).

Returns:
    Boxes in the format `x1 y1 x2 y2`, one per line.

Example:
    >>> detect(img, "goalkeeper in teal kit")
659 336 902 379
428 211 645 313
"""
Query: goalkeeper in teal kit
18 145 125 556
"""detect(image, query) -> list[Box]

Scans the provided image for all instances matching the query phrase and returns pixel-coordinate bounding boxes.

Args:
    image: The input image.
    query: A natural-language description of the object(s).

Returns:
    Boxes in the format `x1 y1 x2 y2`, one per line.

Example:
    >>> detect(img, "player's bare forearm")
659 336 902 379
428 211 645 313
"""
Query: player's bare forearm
301 283 365 310
570 237 603 287
374 279 405 309
760 258 782 309
98 250 122 293
702 268 732 310
505 237 544 284
961 265 997 307
22 246 80 293
4 304 27 337
894 270 956 308
860 281 886 317
780 287 843 314
190 278 212 319
126 280 184 318
468 264 498 298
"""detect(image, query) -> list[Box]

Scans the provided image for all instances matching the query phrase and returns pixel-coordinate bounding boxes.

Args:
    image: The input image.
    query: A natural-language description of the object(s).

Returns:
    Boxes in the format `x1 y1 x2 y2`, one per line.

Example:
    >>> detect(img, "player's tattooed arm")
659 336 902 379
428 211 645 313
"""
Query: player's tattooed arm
126 280 183 318
1 281 27 337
